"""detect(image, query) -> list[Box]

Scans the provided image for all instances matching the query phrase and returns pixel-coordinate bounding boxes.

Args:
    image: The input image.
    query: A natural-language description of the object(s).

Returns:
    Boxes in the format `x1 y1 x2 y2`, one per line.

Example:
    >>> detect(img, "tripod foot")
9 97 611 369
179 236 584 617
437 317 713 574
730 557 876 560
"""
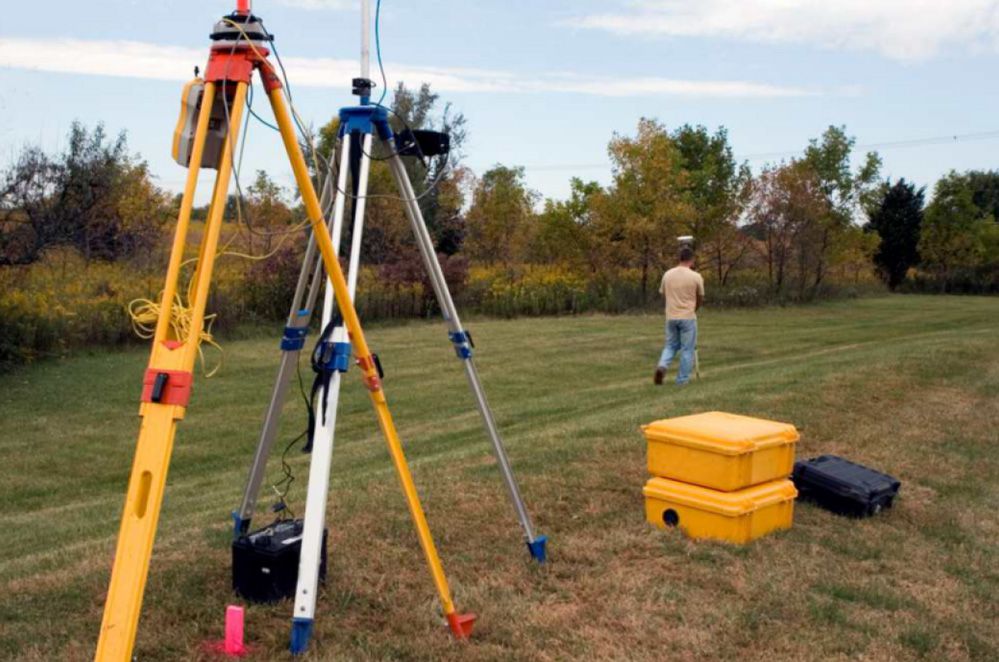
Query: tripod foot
289 617 313 655
446 612 476 639
231 511 250 538
526 535 548 563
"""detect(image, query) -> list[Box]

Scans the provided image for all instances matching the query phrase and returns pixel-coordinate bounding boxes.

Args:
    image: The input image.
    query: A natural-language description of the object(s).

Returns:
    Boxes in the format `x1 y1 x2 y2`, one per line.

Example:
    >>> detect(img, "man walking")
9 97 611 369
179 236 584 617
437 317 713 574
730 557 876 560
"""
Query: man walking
654 246 704 386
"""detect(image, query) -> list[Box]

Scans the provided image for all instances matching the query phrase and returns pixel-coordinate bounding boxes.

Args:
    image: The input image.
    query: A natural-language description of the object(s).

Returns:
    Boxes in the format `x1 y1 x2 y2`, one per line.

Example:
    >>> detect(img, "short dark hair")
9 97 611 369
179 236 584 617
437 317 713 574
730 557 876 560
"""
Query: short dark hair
679 247 694 262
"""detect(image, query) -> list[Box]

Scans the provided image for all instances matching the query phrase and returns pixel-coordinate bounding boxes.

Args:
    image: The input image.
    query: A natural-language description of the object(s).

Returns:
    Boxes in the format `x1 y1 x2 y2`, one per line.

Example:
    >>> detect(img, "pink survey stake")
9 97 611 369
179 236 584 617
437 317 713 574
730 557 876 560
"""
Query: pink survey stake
225 605 246 655
203 605 250 657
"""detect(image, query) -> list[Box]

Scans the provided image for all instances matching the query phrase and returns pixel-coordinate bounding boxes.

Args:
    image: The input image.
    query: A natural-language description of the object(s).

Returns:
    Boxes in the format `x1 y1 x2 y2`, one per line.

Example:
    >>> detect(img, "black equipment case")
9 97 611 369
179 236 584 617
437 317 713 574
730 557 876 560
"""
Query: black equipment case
232 519 327 603
792 455 900 517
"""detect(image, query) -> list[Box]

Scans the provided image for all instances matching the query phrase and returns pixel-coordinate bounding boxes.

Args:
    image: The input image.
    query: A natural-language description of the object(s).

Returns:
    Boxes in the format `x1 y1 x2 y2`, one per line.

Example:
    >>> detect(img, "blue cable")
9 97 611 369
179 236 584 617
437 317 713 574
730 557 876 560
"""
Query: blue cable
375 0 388 107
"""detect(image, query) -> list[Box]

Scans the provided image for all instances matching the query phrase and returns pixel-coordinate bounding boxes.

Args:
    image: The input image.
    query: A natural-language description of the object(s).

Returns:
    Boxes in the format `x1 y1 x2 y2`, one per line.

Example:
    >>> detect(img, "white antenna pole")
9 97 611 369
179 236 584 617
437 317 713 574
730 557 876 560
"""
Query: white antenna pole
360 0 371 81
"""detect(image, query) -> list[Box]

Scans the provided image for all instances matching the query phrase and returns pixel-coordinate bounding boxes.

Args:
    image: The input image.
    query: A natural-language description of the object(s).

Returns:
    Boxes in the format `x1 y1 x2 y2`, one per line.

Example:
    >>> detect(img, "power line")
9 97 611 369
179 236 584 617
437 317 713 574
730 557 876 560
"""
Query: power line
510 128 999 173
159 127 999 188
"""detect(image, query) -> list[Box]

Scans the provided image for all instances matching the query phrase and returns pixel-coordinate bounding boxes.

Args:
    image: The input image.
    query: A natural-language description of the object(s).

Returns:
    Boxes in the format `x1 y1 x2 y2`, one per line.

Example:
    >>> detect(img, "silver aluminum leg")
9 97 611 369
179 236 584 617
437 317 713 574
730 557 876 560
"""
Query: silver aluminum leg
387 153 543 557
233 153 340 534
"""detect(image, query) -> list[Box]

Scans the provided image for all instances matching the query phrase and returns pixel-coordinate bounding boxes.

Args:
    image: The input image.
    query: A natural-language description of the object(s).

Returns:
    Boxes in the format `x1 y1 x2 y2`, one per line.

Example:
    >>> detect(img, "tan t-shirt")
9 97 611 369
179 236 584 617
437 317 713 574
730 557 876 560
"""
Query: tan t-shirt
659 266 704 320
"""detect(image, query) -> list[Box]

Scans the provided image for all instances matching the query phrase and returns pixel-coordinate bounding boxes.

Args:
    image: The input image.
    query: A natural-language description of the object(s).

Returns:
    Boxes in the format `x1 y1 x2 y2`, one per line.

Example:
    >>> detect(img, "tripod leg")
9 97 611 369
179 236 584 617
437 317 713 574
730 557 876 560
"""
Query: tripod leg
267 88 474 639
233 160 339 535
95 82 247 662
387 154 546 563
289 131 365 654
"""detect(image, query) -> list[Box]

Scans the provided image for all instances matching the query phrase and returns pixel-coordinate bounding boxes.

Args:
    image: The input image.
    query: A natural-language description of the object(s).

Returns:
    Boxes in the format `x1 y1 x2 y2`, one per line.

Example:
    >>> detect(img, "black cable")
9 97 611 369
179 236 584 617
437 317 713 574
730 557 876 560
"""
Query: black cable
218 33 317 242
270 430 304 521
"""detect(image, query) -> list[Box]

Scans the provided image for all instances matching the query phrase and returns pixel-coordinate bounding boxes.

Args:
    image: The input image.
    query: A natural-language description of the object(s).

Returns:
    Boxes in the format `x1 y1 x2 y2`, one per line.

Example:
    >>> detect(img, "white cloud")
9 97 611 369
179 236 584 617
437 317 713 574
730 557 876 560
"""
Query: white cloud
567 0 999 61
0 36 811 98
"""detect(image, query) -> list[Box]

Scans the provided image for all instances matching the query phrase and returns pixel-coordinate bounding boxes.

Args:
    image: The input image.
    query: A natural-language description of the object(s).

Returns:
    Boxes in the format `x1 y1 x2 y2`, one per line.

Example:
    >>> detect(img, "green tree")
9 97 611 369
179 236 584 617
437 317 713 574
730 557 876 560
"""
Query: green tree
671 124 751 286
865 179 924 289
920 172 997 290
243 170 295 252
598 118 692 298
803 126 882 219
465 165 538 269
794 126 881 293
535 178 602 269
961 170 999 222
0 122 169 264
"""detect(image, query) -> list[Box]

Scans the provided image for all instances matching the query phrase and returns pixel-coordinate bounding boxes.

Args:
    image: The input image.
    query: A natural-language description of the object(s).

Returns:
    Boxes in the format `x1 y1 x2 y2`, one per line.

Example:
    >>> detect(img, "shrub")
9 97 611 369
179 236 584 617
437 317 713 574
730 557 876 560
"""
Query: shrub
0 248 157 366
0 247 891 372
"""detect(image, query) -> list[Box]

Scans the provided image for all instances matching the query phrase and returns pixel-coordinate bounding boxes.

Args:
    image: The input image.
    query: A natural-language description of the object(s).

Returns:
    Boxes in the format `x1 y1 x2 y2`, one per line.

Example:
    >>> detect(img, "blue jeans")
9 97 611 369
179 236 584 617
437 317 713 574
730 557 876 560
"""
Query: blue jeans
658 319 697 385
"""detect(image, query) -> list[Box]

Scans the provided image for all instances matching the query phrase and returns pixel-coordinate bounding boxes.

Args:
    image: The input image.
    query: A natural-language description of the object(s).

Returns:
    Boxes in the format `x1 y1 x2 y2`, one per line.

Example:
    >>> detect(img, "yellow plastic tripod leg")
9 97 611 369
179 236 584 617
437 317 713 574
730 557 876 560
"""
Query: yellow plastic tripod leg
267 87 474 637
94 82 248 662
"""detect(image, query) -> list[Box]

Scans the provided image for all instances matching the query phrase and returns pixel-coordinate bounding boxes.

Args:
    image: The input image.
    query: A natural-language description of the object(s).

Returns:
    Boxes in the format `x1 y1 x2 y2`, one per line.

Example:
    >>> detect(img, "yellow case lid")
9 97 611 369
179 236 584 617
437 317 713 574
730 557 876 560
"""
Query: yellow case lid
642 411 799 455
643 477 798 516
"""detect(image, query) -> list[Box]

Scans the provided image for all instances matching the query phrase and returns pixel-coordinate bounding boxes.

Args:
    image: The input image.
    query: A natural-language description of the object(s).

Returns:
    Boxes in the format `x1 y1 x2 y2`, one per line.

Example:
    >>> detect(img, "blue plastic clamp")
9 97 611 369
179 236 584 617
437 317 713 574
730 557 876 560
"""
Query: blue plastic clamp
318 340 352 373
527 535 548 563
280 326 309 351
331 341 351 372
289 617 313 655
448 331 473 360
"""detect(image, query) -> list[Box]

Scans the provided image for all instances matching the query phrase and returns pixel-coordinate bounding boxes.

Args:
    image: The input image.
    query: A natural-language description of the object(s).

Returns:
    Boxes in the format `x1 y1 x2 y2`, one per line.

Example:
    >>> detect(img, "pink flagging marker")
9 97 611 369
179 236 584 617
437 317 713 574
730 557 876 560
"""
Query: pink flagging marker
201 605 251 657
224 605 247 656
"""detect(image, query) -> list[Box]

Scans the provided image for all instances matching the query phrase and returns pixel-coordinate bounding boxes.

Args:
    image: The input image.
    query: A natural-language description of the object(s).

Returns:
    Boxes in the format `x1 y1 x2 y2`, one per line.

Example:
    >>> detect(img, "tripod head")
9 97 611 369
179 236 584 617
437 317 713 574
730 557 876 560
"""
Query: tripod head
211 5 272 48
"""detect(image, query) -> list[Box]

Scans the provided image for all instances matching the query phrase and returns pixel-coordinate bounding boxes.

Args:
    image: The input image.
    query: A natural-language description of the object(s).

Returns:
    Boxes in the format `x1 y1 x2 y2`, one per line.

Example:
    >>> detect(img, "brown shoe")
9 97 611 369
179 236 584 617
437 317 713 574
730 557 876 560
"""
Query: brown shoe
654 368 665 385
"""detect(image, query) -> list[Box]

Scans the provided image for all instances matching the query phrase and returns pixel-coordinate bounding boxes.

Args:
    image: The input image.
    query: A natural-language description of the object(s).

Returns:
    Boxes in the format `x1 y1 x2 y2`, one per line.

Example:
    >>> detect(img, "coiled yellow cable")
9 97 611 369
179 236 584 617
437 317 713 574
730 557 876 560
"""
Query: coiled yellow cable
128 278 224 377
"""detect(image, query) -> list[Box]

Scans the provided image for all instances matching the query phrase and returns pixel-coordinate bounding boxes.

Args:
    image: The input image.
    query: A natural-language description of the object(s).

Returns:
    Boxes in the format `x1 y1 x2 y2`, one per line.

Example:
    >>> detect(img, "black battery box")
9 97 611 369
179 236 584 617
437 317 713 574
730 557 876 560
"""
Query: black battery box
232 519 327 603
792 455 900 517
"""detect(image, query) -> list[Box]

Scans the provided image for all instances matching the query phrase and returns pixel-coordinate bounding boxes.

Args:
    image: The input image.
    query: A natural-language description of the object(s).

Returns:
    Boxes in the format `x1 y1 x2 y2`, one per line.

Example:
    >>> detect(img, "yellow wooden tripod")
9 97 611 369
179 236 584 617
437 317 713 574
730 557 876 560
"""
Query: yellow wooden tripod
94 7 473 660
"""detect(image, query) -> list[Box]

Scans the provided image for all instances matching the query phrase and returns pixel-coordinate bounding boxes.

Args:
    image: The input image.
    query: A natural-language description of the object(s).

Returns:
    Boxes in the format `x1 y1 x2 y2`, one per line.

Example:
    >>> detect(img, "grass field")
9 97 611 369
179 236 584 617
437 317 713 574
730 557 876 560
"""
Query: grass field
1 295 997 661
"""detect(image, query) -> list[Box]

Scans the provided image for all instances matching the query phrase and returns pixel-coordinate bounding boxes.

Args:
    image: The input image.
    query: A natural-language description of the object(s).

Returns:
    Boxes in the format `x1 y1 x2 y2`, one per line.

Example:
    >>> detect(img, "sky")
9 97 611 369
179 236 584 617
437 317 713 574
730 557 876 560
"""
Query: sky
2 0 998 205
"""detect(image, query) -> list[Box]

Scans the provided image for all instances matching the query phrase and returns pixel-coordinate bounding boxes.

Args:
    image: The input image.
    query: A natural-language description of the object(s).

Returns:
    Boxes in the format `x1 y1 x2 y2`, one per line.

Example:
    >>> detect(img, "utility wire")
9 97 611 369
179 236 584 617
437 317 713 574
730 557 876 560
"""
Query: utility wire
505 129 999 173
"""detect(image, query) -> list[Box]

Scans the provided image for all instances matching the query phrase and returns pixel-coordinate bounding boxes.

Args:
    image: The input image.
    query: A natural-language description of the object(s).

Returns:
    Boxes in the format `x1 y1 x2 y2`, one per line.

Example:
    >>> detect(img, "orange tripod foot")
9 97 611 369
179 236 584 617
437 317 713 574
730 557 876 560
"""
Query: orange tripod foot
446 612 476 639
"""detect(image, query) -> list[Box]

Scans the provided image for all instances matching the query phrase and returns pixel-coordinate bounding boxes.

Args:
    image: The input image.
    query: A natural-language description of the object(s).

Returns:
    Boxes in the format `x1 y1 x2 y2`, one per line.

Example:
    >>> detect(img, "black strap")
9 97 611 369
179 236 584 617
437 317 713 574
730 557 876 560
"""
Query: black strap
304 317 341 453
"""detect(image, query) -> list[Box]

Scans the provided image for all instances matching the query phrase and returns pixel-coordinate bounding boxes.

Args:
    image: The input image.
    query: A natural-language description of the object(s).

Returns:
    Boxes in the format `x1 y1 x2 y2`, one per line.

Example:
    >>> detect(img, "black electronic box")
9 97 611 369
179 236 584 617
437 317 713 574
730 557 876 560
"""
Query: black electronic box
792 455 901 517
232 519 327 603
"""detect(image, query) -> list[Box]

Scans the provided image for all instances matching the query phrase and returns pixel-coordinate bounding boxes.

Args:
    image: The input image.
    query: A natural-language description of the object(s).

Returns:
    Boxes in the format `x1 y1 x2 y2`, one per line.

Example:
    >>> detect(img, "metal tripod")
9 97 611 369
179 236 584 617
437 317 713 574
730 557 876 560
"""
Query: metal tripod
236 105 548 652
233 111 549 560
233 78 549 662
232 3 545 654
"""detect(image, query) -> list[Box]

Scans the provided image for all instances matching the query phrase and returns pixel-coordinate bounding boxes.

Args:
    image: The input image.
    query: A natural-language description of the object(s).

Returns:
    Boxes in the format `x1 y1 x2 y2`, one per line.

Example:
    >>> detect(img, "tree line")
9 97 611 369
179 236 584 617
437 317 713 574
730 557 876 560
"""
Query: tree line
3 84 998 316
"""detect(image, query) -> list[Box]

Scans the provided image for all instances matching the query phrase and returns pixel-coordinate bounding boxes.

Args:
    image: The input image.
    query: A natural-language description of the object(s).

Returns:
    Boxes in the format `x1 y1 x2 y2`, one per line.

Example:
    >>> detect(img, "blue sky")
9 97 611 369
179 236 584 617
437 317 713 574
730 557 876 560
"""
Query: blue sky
2 0 998 204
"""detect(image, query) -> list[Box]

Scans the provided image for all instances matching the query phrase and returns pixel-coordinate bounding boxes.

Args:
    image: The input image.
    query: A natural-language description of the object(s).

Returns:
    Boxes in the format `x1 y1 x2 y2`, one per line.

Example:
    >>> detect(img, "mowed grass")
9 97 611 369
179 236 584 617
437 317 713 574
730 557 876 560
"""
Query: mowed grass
0 295 997 661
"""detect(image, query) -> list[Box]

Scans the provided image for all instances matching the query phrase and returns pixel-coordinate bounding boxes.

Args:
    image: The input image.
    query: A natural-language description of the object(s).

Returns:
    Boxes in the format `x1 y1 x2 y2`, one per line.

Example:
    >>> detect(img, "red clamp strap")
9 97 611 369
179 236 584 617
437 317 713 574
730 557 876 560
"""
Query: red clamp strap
355 356 382 392
140 369 193 407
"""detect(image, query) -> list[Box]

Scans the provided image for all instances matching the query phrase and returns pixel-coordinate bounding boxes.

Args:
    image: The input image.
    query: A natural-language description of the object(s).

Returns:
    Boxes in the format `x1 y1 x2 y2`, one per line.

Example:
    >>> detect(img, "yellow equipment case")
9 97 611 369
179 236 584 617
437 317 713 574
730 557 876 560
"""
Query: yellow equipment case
644 477 797 544
643 411 799 491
